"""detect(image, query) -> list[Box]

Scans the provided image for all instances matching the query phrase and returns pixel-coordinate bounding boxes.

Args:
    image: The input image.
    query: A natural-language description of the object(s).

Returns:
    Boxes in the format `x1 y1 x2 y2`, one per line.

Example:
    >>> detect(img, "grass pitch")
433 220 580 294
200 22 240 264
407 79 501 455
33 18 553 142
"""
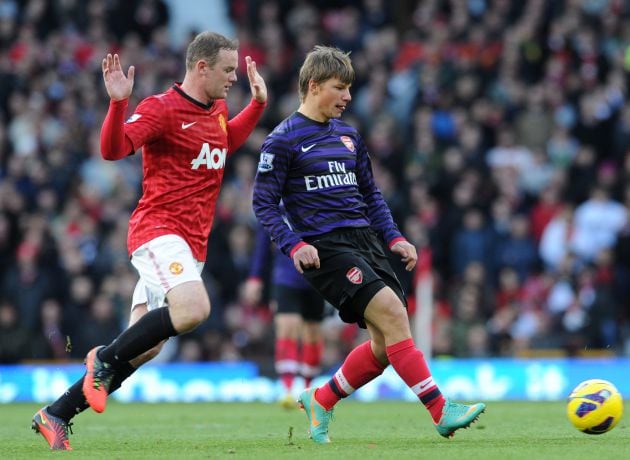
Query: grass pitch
2 401 629 459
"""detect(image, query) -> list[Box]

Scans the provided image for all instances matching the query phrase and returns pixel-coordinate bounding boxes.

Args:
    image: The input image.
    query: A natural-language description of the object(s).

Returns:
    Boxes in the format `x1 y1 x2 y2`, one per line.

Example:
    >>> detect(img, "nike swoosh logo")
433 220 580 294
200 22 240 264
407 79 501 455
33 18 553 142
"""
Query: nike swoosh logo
310 401 321 427
301 143 316 152
181 121 197 129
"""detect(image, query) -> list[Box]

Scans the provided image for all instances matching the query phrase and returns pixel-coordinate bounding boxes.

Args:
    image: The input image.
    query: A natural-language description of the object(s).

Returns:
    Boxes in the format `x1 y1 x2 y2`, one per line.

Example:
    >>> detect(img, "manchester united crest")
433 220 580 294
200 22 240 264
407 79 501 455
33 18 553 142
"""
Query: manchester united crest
218 114 227 134
169 262 184 275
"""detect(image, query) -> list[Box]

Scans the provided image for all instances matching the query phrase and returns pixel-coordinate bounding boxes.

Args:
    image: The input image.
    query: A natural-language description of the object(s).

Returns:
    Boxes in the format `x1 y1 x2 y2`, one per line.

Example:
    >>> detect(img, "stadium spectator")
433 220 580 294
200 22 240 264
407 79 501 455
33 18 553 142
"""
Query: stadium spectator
72 294 122 360
529 185 563 243
30 298 69 361
0 300 32 363
450 282 488 357
570 185 627 263
494 214 538 282
451 208 494 277
1 239 55 331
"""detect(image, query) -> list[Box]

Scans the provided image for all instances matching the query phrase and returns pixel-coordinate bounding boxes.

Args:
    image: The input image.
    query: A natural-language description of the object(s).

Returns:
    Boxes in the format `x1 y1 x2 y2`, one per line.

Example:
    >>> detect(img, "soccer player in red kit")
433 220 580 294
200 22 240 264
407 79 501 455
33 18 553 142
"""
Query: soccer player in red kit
31 31 267 450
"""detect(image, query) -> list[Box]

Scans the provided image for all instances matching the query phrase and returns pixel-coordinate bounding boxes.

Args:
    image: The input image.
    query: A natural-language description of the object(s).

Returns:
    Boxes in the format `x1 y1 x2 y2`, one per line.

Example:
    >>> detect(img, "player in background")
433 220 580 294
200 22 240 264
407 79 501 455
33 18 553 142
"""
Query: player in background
242 222 325 408
31 31 267 450
253 45 485 444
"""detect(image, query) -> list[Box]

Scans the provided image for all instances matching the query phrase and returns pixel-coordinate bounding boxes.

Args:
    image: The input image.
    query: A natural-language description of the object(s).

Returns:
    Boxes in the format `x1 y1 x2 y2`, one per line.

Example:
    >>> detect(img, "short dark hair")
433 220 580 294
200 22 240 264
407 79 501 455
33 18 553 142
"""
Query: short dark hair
298 45 354 102
186 31 238 70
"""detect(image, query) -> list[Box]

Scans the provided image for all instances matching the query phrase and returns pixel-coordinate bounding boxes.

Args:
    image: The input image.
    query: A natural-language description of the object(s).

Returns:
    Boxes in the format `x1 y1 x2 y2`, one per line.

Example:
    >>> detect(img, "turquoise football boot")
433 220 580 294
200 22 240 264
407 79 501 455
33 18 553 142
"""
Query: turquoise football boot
298 388 334 444
434 399 486 438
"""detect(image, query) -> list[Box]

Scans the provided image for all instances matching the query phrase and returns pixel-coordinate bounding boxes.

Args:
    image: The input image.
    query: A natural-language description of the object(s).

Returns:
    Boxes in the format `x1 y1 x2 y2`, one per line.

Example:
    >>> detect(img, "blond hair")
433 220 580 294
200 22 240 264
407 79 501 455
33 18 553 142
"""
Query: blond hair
298 45 354 102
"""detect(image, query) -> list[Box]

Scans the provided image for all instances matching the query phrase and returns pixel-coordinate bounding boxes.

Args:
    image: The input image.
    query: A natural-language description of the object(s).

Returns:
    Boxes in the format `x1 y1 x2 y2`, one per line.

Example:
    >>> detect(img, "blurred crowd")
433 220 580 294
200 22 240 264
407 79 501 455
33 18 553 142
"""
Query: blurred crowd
1 0 630 372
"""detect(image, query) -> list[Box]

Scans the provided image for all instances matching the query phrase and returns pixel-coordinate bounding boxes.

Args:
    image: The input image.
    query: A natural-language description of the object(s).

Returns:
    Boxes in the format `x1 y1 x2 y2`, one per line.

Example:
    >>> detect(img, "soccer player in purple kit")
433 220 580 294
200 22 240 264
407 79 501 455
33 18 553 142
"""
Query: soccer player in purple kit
253 45 485 444
243 222 325 408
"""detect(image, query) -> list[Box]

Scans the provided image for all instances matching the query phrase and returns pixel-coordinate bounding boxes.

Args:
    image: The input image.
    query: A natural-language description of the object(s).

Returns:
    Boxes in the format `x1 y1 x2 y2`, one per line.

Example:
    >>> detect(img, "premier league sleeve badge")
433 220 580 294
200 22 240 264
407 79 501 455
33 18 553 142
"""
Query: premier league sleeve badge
257 152 275 173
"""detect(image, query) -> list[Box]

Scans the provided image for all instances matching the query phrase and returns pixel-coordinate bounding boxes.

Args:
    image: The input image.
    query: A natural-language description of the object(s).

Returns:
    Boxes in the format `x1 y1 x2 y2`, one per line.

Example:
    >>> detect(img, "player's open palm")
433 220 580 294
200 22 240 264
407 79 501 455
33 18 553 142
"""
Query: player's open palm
102 53 135 101
245 55 267 104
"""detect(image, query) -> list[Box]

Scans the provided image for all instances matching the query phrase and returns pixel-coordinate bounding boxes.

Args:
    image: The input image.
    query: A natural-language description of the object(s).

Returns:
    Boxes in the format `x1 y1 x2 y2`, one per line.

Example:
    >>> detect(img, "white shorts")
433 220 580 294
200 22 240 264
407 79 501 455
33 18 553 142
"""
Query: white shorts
130 234 204 312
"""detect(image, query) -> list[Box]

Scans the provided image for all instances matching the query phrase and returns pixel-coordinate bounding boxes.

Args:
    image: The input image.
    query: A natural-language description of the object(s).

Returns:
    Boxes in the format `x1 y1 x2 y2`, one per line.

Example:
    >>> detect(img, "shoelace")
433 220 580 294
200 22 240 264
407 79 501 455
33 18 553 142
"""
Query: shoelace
64 422 74 437
444 401 470 417
321 408 334 424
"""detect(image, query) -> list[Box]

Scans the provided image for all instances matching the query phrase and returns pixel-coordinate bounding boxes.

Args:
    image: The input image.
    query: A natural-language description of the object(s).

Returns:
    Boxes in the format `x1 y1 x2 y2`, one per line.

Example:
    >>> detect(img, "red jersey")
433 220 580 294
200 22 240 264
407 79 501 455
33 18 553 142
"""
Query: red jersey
112 84 264 261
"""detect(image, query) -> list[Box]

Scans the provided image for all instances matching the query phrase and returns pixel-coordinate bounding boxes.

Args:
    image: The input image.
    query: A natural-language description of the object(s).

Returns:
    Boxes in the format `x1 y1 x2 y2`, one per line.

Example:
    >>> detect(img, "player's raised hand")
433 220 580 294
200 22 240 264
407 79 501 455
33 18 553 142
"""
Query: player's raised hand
102 53 135 101
292 244 320 274
390 240 418 271
245 55 267 104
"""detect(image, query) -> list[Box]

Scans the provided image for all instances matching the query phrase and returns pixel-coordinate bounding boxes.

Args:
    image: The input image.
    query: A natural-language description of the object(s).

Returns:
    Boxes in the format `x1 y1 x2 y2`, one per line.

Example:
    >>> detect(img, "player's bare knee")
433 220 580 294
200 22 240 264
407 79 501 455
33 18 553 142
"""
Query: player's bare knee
190 303 211 327
180 303 211 330
167 281 211 327
376 299 407 326
195 302 211 322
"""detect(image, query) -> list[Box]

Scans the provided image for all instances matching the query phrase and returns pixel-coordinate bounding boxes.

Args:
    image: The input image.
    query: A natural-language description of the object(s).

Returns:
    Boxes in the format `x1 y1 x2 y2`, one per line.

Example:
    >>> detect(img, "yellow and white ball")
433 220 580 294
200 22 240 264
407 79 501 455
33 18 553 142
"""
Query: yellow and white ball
567 379 623 435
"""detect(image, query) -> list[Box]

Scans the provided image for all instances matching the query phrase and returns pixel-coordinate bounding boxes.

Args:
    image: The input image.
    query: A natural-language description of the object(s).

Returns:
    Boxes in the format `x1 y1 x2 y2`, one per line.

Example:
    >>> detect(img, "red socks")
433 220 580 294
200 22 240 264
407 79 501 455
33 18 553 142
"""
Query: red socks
386 338 445 422
300 341 323 388
276 339 324 391
311 338 446 422
275 338 298 392
314 341 385 410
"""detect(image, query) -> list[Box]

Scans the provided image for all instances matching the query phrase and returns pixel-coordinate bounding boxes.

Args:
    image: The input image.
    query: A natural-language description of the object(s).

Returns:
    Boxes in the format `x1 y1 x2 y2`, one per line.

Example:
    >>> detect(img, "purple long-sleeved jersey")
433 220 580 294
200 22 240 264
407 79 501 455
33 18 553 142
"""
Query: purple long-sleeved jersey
253 112 402 257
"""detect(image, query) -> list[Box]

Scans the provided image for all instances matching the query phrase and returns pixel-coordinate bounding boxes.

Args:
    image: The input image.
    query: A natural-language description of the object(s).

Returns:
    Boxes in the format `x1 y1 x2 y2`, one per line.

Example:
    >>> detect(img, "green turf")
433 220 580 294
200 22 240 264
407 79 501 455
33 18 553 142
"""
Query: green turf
2 401 628 459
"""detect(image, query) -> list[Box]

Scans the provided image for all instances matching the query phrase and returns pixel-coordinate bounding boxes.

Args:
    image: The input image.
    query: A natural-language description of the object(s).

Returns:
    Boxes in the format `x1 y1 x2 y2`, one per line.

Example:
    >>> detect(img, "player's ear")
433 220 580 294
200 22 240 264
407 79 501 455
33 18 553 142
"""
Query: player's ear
309 79 319 96
197 59 208 75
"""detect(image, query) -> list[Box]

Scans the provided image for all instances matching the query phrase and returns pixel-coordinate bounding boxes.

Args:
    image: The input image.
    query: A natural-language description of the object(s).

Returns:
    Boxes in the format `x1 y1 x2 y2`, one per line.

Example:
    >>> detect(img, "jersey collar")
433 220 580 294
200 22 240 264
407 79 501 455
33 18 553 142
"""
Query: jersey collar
173 83 215 110
294 111 331 127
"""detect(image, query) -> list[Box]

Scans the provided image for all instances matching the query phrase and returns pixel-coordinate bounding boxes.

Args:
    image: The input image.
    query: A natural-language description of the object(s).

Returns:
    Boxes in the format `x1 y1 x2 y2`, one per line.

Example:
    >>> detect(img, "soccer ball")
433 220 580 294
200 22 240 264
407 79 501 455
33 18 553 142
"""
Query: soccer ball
567 379 623 435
